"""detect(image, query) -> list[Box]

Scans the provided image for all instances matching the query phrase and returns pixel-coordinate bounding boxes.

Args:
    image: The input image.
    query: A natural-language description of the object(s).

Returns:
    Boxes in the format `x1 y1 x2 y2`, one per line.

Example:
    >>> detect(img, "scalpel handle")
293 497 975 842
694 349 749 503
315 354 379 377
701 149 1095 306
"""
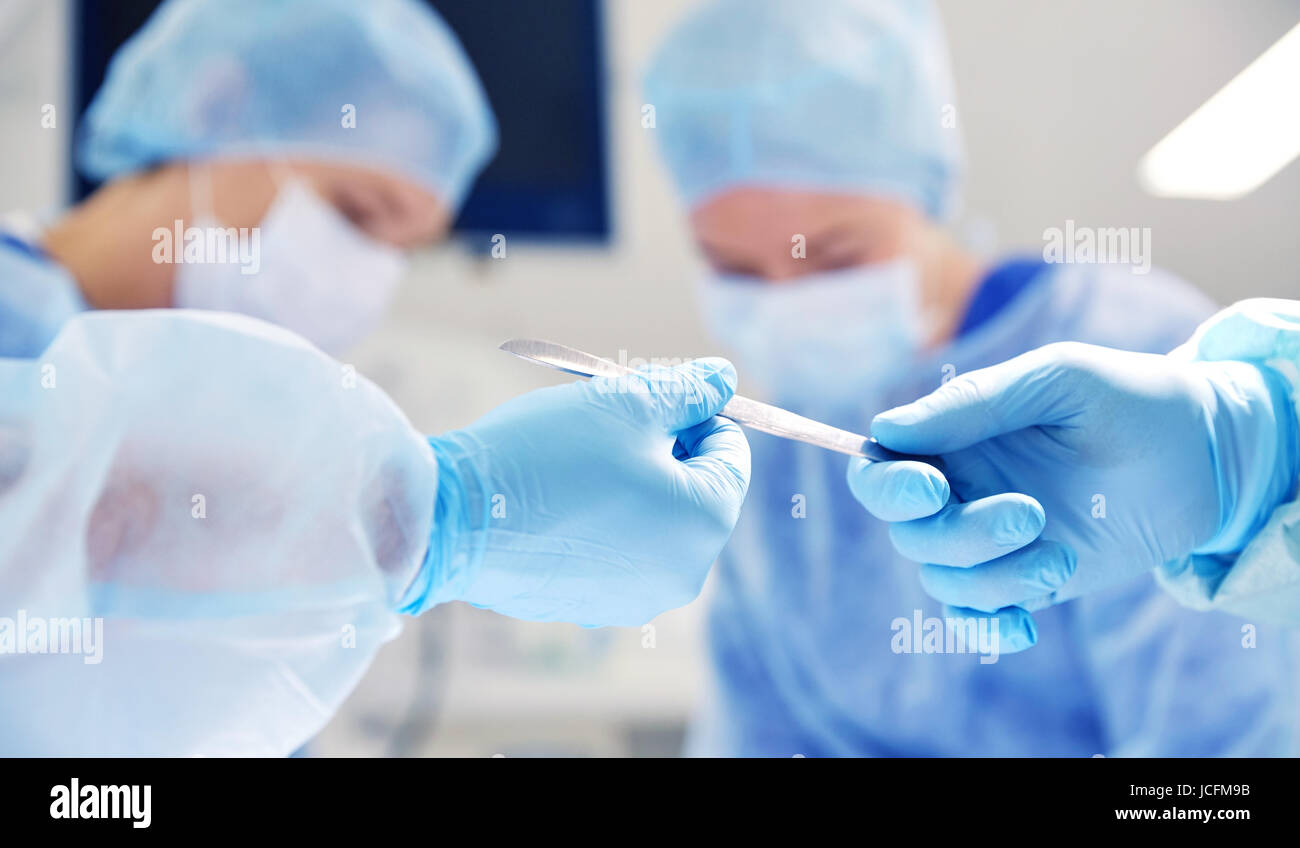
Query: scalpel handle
719 395 939 465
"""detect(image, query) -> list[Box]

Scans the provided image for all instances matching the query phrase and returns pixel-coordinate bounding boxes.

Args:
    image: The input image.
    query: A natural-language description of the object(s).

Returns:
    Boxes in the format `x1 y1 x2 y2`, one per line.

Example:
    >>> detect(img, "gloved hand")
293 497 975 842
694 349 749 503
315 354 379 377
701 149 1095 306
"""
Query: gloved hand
402 358 751 627
846 341 1298 651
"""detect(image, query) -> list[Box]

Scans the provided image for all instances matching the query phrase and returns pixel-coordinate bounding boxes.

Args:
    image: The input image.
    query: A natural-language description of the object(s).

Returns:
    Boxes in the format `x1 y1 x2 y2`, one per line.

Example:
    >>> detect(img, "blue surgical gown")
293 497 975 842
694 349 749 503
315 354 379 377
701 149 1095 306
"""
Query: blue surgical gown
0 234 86 358
690 259 1297 756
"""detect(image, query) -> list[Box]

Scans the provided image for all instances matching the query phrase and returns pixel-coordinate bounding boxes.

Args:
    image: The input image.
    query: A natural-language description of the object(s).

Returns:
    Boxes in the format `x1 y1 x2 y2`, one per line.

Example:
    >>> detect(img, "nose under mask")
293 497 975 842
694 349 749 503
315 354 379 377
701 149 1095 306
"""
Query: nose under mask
173 166 408 354
698 258 925 407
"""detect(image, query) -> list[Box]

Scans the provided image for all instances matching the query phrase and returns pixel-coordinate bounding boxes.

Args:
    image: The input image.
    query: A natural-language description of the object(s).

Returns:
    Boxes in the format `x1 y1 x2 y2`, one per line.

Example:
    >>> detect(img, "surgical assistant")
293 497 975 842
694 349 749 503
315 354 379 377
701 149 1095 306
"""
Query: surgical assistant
644 0 1294 756
0 311 749 755
1 0 495 358
849 297 1300 637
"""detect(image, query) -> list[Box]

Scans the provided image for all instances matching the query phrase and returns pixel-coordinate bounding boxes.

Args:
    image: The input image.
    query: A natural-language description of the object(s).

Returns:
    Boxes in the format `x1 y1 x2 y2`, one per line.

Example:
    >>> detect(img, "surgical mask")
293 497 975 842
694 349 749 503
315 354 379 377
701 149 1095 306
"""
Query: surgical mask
698 258 925 407
174 165 408 353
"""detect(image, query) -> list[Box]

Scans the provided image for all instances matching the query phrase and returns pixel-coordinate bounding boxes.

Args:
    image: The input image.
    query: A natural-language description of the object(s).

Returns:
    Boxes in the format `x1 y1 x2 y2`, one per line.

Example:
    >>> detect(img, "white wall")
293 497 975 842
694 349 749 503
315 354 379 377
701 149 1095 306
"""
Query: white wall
0 0 69 216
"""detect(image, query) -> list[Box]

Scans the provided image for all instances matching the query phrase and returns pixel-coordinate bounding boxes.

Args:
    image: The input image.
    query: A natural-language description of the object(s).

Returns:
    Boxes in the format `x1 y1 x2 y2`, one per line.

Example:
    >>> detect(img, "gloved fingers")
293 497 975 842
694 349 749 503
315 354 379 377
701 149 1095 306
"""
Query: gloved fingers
919 539 1077 613
845 456 950 521
943 603 1038 653
870 342 1095 454
633 357 738 432
888 492 1045 567
678 415 751 505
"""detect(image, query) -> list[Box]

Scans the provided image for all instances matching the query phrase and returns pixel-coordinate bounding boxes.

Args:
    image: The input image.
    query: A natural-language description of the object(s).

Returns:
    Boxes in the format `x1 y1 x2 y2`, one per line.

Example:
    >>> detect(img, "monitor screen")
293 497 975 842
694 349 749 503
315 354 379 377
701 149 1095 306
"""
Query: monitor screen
72 0 610 244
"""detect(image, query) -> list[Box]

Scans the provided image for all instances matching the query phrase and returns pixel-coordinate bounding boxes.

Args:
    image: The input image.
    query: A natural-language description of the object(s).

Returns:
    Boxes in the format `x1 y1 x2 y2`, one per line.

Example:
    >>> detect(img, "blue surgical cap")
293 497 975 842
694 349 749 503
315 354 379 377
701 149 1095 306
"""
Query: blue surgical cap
643 0 962 218
77 0 497 212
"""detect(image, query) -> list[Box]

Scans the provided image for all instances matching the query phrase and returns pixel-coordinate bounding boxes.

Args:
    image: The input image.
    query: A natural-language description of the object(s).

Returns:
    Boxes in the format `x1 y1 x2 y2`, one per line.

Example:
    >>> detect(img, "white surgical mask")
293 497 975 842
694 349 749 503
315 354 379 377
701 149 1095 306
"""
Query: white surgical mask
698 258 925 407
174 166 408 353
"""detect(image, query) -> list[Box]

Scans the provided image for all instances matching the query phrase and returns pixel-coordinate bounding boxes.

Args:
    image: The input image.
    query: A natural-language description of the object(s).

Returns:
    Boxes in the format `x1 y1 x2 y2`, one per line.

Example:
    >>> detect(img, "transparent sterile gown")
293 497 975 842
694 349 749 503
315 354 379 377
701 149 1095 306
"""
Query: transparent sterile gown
0 310 436 755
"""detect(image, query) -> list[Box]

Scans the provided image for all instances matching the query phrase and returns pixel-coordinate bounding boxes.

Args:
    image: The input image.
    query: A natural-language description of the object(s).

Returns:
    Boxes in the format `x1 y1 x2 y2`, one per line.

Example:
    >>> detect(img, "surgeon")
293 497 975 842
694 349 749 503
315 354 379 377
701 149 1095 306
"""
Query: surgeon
644 0 1294 756
0 0 494 358
848 298 1300 637
0 310 749 755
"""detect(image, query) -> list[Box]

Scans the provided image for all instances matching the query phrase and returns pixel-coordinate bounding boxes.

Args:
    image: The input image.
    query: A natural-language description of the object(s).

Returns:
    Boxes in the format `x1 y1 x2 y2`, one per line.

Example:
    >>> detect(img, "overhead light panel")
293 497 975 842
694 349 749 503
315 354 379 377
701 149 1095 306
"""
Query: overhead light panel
1138 21 1300 200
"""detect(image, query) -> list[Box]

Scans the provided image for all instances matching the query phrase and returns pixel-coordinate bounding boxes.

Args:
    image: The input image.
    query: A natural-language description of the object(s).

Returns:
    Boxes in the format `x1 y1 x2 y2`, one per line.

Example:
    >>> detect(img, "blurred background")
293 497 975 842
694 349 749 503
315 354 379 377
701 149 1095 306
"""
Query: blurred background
1 0 1296 755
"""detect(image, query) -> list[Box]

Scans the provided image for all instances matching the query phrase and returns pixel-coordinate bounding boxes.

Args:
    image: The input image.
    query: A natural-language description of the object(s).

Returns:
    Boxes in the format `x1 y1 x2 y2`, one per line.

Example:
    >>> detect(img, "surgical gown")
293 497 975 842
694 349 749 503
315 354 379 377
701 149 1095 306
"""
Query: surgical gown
0 307 437 755
1158 297 1300 625
0 234 86 359
690 259 1297 756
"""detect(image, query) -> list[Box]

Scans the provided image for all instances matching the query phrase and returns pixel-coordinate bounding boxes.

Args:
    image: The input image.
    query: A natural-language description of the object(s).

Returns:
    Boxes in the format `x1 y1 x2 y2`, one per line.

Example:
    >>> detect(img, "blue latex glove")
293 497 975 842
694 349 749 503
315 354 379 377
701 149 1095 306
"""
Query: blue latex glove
846 341 1298 651
403 358 751 627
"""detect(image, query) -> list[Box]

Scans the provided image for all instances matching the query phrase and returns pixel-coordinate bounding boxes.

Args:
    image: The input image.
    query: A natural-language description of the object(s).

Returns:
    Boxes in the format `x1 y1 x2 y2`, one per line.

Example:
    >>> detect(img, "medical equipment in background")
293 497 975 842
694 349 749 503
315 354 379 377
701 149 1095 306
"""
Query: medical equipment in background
499 338 937 465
